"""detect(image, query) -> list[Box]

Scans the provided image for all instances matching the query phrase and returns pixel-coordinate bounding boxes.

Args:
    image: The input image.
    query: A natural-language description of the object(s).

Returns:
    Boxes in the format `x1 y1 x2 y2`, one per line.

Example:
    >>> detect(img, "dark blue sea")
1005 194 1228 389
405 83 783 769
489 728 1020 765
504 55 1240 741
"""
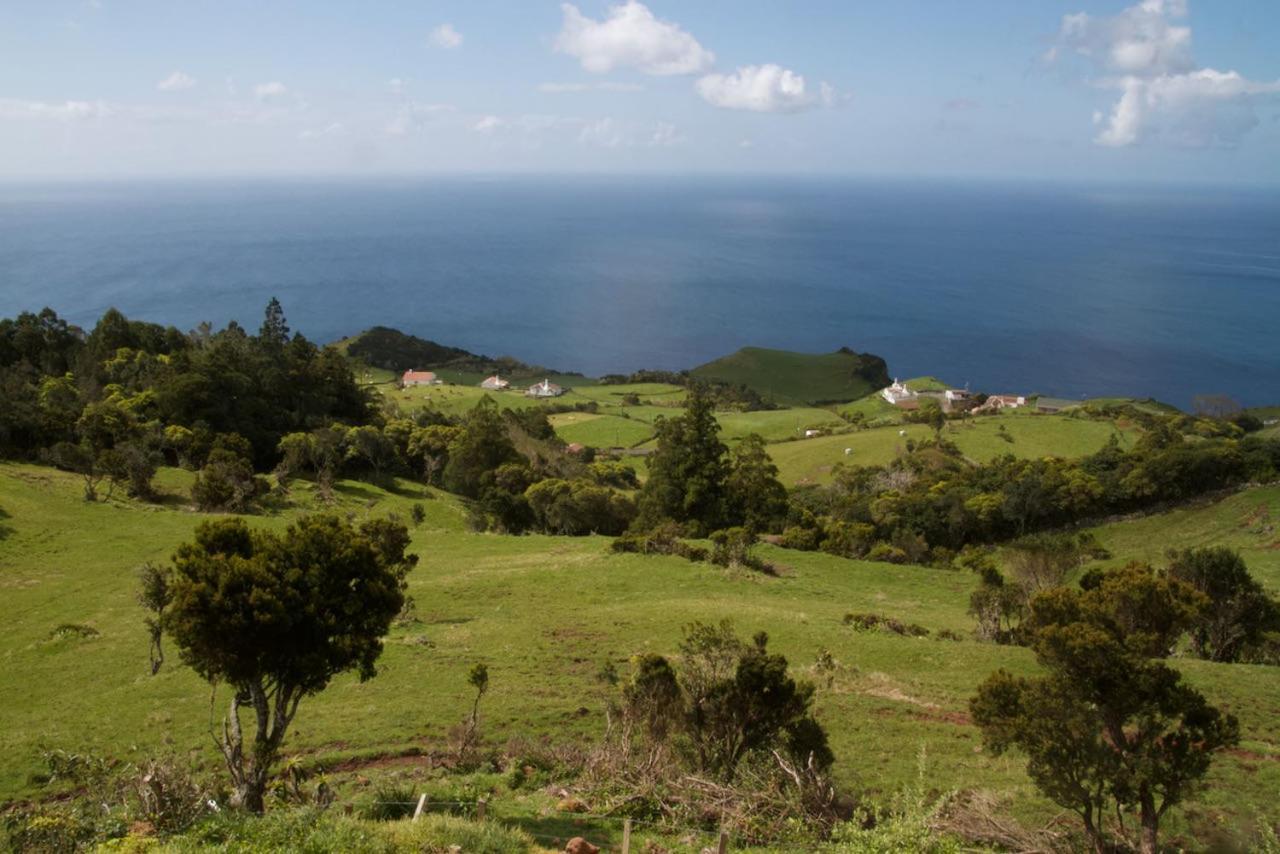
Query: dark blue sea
1 176 1277 408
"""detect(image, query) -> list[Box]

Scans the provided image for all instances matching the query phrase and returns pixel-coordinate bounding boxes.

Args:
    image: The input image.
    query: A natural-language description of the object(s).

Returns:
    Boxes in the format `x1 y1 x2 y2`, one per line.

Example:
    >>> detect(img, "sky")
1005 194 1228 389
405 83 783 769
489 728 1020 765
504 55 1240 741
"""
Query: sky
1 0 1278 183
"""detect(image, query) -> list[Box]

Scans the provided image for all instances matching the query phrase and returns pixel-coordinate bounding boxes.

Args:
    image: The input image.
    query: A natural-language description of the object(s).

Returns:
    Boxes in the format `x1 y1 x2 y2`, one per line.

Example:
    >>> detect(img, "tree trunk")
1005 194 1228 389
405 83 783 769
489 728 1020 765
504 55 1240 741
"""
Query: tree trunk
1081 806 1106 854
1139 793 1159 854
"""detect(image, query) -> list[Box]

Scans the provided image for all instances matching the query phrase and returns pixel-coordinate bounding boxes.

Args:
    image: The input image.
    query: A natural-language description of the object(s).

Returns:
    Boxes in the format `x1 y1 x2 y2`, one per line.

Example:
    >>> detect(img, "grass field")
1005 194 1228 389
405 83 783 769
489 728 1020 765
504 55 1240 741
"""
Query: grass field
690 347 889 406
767 413 1138 486
547 412 657 449
1089 484 1280 591
1 462 1277 849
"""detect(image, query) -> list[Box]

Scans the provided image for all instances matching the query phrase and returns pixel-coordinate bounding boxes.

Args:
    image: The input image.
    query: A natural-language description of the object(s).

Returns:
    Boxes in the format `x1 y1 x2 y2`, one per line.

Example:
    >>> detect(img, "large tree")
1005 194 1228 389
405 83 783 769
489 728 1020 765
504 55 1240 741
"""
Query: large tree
635 384 729 533
146 514 416 811
972 565 1237 854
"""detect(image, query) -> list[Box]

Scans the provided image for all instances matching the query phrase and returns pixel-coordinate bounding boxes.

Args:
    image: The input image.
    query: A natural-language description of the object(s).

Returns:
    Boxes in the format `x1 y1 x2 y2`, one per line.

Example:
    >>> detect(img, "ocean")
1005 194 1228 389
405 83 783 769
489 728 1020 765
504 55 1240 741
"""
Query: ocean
0 176 1276 408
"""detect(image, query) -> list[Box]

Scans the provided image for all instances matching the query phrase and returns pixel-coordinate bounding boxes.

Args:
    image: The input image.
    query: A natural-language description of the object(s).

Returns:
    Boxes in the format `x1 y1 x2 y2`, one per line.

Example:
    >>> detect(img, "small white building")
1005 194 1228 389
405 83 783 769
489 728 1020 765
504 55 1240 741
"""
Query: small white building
804 429 823 438
525 378 565 398
944 388 970 403
480 375 509 390
881 379 915 405
982 394 1027 411
401 369 440 387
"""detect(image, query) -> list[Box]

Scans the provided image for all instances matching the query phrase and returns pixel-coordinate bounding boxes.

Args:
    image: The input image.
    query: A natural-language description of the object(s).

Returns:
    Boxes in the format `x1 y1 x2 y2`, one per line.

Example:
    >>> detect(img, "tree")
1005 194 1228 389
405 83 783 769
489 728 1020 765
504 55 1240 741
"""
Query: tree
670 622 828 781
258 297 290 349
1167 547 1280 663
972 565 1237 854
443 401 520 498
636 384 729 533
725 433 788 532
191 448 264 512
144 514 415 811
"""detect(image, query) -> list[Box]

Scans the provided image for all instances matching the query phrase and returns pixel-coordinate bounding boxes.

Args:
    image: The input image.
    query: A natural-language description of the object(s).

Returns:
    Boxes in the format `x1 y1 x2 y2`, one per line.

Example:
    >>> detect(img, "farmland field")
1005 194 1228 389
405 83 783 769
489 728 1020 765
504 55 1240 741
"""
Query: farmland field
1 462 1277 849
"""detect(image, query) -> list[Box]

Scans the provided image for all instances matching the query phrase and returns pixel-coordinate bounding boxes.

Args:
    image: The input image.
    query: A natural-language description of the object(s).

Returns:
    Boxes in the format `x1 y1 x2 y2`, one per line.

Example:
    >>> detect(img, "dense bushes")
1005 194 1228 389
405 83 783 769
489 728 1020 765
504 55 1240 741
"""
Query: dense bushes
1 302 371 473
780 429 1280 559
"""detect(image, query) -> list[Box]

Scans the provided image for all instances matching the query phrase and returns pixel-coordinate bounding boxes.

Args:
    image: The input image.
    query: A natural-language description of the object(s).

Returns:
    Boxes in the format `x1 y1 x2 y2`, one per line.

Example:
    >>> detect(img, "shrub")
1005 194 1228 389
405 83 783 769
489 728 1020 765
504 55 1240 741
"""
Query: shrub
191 448 267 512
865 542 908 564
843 612 929 637
358 781 419 821
780 525 821 551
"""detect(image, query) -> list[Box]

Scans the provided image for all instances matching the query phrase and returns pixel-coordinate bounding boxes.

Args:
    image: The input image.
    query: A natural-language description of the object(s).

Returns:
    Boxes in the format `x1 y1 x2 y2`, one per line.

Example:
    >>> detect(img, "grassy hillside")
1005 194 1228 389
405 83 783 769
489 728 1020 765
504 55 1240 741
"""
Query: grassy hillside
690 347 890 406
1089 484 1280 591
1 462 1277 849
769 412 1138 486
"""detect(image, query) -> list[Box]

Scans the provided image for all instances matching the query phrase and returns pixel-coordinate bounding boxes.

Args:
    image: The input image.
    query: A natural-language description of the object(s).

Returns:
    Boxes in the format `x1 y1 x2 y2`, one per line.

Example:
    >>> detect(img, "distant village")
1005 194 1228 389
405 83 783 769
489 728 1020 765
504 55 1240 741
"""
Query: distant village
880 379 1075 415
399 368 1079 418
401 369 565 398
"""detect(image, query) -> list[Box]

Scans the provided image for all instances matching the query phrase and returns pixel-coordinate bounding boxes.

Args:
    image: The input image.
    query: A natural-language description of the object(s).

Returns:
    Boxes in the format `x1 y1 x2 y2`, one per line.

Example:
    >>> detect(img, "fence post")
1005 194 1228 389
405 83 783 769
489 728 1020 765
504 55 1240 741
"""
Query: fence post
716 829 729 854
412 794 427 822
476 798 487 820
621 818 632 854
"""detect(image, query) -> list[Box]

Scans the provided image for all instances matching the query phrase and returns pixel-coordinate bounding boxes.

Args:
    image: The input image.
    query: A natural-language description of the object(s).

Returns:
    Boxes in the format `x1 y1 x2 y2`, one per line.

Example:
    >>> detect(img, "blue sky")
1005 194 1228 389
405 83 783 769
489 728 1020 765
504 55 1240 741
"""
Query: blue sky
1 0 1278 182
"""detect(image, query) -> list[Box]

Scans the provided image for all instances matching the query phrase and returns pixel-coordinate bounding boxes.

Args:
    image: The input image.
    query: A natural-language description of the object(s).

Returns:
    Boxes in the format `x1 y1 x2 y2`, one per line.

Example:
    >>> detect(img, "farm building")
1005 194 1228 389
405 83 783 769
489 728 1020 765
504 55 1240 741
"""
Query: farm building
880 379 915 405
980 394 1028 412
526 378 565 398
401 369 440 387
480 375 510 390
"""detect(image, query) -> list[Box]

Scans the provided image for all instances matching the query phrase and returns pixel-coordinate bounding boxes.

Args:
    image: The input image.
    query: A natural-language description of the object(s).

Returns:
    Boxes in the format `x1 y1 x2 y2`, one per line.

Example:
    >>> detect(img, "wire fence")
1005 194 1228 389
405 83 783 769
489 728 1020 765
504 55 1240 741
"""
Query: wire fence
365 794 828 852
360 793 839 854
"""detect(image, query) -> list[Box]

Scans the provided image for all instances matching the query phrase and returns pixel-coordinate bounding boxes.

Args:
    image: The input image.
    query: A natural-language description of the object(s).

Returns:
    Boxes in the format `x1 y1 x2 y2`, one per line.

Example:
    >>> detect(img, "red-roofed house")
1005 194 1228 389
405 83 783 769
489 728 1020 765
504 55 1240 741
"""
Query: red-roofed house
401 369 440 387
480 375 510 390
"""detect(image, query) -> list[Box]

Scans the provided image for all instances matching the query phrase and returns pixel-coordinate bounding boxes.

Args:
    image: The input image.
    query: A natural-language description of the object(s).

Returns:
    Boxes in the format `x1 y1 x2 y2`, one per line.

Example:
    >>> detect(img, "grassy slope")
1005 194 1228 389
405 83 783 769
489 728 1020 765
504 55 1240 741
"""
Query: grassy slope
769 413 1138 486
690 347 888 406
1 462 1277 848
1089 484 1280 591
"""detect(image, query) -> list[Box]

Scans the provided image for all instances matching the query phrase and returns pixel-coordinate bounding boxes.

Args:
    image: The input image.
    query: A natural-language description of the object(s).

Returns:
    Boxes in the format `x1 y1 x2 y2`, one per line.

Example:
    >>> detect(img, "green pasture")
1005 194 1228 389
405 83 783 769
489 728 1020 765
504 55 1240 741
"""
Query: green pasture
1 463 1277 848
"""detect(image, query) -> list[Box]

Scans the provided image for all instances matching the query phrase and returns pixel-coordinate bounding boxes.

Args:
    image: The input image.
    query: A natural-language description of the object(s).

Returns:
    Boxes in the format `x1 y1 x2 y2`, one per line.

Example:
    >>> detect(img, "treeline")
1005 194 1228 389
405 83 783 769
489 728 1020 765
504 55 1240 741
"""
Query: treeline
345 325 570 379
0 302 371 493
780 425 1280 564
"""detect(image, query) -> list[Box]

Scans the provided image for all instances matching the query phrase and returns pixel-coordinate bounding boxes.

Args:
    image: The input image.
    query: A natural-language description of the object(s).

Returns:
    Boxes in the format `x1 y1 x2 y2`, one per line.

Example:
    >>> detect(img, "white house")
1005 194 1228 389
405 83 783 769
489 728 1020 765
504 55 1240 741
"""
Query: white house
981 394 1027 411
944 388 970 403
881 379 915 405
525 378 564 398
401 369 440 387
480 375 509 390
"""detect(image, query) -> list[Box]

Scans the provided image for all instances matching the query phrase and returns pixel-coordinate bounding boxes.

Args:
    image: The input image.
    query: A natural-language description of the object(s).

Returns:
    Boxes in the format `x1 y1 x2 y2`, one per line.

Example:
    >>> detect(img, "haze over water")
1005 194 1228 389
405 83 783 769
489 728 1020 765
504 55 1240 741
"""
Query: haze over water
1 177 1277 408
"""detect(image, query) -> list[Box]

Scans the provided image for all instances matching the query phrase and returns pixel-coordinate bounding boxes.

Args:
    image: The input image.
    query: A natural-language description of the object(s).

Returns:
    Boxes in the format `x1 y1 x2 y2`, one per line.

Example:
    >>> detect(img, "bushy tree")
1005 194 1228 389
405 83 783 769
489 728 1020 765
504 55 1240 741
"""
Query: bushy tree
191 448 265 512
1167 547 1280 663
443 400 521 498
635 384 729 534
972 564 1237 854
725 434 788 532
144 514 416 811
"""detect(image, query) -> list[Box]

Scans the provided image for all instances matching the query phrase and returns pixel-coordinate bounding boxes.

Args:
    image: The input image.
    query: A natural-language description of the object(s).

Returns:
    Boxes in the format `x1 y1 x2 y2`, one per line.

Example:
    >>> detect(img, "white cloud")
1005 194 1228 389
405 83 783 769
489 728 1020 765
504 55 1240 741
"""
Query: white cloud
555 1 713 76
387 78 406 95
538 81 645 94
0 98 111 121
649 120 681 146
298 122 344 141
429 23 463 49
696 64 825 113
156 71 196 92
385 102 454 136
578 117 625 147
472 115 504 133
1051 0 1280 147
1055 0 1193 77
1096 69 1280 147
253 81 288 101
